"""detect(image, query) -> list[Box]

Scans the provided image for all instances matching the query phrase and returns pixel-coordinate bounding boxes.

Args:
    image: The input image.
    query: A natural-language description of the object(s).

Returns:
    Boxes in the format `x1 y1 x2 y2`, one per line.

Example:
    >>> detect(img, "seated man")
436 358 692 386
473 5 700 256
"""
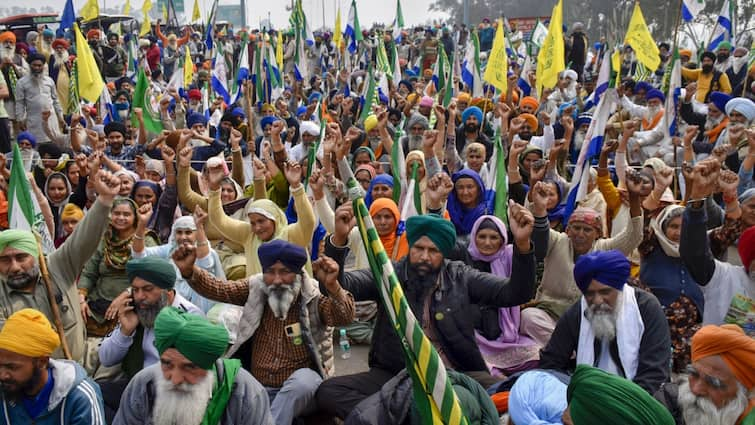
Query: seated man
0 309 106 424
172 239 355 425
317 208 537 419
565 365 674 425
655 324 755 425
539 250 671 394
113 307 273 425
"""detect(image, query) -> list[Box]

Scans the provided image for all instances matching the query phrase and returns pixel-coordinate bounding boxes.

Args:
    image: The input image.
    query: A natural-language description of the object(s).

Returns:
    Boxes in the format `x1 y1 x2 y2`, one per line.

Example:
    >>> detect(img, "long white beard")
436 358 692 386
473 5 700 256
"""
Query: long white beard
584 297 621 341
574 130 586 152
262 276 302 319
705 114 723 130
152 367 215 425
646 105 661 121
731 56 748 74
678 379 749 425
0 46 15 62
52 51 68 68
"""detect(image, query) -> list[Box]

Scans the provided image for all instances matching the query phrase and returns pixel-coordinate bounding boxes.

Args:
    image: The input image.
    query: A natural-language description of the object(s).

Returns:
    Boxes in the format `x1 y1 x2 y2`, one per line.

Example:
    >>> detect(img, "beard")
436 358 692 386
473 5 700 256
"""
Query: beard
408 134 423 151
702 64 714 74
262 276 301 319
464 122 479 133
584 299 620 341
134 292 168 328
646 105 661 119
0 264 41 290
408 260 441 281
705 114 723 130
732 56 748 74
0 360 43 402
573 130 586 151
0 45 14 62
152 366 215 425
52 51 68 68
678 378 749 425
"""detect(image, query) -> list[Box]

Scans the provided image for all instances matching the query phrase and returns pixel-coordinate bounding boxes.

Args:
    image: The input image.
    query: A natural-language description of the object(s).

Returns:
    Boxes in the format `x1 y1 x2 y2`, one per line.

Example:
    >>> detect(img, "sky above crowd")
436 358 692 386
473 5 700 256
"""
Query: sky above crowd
5 0 449 30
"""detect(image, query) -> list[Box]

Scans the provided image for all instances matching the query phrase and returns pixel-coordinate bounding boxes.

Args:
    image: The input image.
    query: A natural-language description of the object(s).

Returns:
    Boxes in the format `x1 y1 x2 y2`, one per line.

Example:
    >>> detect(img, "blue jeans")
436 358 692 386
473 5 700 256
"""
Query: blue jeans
265 368 323 425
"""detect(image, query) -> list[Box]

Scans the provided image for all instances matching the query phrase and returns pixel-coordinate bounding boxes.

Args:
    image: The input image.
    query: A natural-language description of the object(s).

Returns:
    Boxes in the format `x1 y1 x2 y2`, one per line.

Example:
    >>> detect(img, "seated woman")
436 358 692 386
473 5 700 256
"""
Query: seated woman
446 169 495 237
466 215 539 375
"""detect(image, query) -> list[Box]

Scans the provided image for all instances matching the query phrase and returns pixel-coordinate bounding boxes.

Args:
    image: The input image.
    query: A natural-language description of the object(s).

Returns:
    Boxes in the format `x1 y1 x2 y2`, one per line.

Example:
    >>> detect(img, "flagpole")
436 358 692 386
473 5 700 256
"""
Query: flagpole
672 0 684 199
36 236 73 360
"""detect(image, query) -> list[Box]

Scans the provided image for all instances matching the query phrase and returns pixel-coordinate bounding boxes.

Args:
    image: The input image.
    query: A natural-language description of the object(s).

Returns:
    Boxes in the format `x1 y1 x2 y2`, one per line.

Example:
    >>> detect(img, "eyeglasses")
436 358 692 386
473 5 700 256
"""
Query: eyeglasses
686 365 727 390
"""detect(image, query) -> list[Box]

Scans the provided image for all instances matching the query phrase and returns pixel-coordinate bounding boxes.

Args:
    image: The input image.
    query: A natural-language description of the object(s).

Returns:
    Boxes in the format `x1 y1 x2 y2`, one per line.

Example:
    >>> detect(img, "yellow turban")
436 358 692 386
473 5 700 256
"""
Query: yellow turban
0 309 60 357
61 204 84 222
364 115 378 133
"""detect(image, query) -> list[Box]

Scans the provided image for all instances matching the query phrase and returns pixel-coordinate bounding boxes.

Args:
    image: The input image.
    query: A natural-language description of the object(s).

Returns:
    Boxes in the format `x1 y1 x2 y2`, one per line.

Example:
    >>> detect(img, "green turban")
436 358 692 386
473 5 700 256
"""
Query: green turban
153 307 229 370
126 257 176 289
0 230 39 259
406 214 456 256
567 365 674 425
716 41 732 51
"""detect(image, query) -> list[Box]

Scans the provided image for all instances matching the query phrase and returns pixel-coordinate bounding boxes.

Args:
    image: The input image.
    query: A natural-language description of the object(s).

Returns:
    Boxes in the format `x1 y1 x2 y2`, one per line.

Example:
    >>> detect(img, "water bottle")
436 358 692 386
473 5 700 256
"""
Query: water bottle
339 328 351 359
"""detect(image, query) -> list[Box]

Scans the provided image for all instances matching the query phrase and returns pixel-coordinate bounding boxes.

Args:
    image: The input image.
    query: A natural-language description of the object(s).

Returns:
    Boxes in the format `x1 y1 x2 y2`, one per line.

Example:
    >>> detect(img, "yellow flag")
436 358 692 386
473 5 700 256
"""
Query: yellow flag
192 0 201 22
536 0 565 97
80 0 100 22
162 4 168 21
73 24 104 102
333 7 342 47
276 31 284 70
123 0 131 15
612 49 621 75
483 18 508 93
184 45 193 87
140 0 153 36
624 2 660 71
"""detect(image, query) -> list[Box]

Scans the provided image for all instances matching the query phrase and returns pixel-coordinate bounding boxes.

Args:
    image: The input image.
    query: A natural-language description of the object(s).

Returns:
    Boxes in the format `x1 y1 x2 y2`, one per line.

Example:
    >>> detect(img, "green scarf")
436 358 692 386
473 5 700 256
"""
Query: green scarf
201 359 241 425
102 226 134 270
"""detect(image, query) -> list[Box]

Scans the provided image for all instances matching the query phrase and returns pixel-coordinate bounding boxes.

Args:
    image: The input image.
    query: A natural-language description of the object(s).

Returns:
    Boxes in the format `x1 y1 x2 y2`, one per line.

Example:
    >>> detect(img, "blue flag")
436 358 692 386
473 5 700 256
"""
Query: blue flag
58 0 75 37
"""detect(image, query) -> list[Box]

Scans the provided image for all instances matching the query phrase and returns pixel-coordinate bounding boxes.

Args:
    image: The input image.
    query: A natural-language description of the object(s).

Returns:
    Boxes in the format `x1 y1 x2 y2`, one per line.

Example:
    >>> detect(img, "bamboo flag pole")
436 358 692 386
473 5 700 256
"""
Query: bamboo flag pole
35 236 73 360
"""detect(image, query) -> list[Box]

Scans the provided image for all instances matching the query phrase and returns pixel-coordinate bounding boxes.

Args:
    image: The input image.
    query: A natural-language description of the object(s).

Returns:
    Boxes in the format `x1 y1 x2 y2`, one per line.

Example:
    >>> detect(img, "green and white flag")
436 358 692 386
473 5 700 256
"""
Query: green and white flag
530 18 549 48
8 144 55 254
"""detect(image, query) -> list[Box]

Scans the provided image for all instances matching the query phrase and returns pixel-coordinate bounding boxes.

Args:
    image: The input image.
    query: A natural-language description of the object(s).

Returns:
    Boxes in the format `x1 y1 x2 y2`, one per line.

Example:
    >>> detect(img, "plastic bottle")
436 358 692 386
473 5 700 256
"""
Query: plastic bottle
339 328 351 359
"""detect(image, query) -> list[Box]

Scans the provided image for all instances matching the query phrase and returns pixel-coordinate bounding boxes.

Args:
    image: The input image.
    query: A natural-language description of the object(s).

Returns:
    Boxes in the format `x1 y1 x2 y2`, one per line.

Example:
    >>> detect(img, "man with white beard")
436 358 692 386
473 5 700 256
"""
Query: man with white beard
47 38 71 110
172 239 355 425
400 112 429 153
617 86 667 164
654 324 755 425
113 307 274 425
681 88 732 161
15 53 64 144
727 47 751 89
0 31 29 128
539 249 671 394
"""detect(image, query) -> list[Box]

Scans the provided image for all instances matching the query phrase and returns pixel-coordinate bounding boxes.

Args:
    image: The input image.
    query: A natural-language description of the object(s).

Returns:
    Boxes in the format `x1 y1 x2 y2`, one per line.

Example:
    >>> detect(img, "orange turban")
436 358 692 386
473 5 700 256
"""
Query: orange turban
86 29 100 40
0 309 60 357
691 324 755 390
457 92 471 103
679 49 692 58
520 96 540 111
519 113 539 131
51 38 70 50
0 32 16 44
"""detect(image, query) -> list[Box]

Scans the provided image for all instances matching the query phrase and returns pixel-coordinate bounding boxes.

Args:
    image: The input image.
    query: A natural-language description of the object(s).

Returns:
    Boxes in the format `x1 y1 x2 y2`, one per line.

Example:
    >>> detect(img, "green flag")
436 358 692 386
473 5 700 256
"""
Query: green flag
131 68 164 134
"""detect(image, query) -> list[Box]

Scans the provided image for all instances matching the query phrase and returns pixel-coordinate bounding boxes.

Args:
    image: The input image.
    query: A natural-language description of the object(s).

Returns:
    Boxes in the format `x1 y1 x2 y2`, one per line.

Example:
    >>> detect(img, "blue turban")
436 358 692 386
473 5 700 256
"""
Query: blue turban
187 112 207 128
406 214 456 256
709 92 732 113
646 89 665 102
461 106 483 124
576 113 592 128
231 107 245 119
260 116 278 129
308 92 322 104
296 106 308 117
509 370 568 425
573 250 630 293
258 239 308 272
634 81 652 93
365 174 394 208
17 131 37 147
726 97 755 122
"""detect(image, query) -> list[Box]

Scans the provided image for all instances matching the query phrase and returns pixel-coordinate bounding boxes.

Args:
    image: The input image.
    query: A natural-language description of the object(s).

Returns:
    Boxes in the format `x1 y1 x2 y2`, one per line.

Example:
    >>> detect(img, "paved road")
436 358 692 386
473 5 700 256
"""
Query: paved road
333 344 370 376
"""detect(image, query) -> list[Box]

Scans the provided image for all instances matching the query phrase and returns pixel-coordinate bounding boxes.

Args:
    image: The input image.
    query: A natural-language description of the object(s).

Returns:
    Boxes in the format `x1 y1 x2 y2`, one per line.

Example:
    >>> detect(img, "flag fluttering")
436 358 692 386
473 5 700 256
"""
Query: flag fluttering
624 2 660 71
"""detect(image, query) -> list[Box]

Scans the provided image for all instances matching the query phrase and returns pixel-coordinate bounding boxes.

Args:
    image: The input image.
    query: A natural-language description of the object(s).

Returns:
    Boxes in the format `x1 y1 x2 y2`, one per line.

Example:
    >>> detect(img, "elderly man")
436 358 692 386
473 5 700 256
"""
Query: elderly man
173 239 355 425
401 113 429 153
655 324 755 425
618 88 667 163
316 206 537 419
47 38 71 109
289 120 320 163
15 53 64 143
539 250 671 394
564 365 674 425
97 256 202 422
113 307 274 425
0 309 106 424
681 89 732 159
0 171 120 362
520 175 646 348
680 160 755 325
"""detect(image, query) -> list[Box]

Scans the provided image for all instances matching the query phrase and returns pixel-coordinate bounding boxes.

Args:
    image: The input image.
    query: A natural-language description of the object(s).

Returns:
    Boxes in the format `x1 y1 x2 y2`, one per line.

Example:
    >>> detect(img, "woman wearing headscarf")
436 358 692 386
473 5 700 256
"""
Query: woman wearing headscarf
403 150 428 213
351 146 376 170
466 215 540 375
364 174 394 208
206 159 315 276
130 146 178 244
78 198 140 337
446 169 495 236
55 204 84 248
354 164 376 192
638 204 703 372
43 171 72 239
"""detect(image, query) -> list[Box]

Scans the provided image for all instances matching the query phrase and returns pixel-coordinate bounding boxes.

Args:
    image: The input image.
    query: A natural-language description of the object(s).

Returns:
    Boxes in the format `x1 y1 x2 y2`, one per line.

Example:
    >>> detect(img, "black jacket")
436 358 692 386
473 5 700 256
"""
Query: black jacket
325 236 536 374
539 287 671 394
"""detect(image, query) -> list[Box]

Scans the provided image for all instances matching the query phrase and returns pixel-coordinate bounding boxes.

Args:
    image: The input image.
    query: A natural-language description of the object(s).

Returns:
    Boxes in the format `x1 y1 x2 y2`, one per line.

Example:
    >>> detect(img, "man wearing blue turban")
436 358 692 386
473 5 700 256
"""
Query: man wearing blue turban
456 105 493 161
540 250 671 395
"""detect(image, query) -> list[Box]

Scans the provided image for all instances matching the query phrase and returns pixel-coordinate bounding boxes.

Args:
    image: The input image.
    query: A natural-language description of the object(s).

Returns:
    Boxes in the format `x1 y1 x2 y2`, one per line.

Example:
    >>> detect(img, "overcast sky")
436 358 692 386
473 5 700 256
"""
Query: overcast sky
5 0 449 29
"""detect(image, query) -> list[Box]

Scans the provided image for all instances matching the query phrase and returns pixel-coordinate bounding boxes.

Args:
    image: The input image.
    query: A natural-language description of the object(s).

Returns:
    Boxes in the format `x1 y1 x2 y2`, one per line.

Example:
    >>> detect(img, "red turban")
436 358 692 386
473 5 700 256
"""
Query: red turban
15 42 28 54
738 226 755 272
0 32 16 44
691 324 755 390
188 89 202 101
51 38 70 50
86 29 100 40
